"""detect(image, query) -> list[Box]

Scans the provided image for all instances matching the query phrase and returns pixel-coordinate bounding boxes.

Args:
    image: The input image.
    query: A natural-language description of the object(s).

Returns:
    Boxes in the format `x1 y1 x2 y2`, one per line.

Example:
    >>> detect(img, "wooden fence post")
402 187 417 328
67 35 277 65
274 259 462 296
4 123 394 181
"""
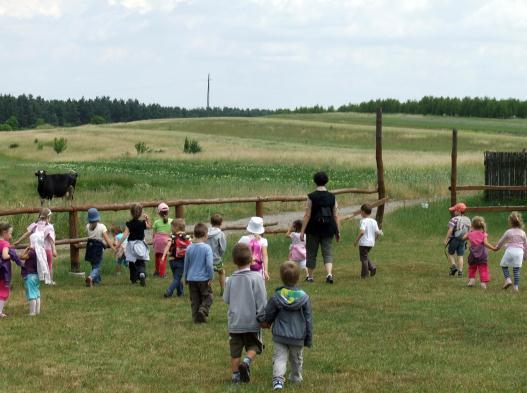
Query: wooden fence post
375 108 386 227
451 129 458 210
175 204 185 219
255 201 264 218
69 210 80 272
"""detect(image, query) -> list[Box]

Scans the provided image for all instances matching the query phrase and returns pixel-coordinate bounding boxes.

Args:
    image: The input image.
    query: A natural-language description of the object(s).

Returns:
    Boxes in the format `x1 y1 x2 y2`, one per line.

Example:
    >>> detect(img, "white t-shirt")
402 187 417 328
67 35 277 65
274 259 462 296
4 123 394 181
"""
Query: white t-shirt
238 235 268 248
86 223 108 241
359 218 382 247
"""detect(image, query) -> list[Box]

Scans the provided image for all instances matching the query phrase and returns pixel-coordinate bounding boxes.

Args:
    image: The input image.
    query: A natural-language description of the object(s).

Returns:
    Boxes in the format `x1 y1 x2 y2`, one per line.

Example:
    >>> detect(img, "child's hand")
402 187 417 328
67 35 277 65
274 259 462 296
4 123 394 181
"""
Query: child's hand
299 232 305 242
263 271 270 281
443 239 449 246
52 250 58 258
335 233 341 242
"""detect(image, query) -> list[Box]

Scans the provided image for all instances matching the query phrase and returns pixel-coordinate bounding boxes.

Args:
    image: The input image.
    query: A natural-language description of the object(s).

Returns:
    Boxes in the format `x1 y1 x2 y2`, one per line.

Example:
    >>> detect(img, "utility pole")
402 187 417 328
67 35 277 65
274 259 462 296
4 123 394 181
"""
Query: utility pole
207 73 210 110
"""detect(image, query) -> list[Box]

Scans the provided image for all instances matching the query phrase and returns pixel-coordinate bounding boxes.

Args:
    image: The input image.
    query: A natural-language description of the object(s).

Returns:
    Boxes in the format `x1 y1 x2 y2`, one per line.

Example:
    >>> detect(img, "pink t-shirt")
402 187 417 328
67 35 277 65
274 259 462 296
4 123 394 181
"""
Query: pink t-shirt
27 221 55 251
497 228 527 251
467 230 487 246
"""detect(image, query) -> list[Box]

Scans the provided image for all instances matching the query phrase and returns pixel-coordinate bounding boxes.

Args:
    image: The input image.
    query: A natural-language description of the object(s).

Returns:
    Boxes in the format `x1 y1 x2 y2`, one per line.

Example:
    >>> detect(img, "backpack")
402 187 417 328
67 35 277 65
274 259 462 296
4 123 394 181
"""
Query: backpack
172 233 191 259
454 216 471 239
289 243 306 262
315 206 333 225
248 237 263 272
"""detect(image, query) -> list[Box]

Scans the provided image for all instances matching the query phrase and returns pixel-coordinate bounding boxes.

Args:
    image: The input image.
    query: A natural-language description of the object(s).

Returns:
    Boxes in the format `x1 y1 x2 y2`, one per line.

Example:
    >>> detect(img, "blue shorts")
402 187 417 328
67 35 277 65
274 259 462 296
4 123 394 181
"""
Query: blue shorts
448 238 466 257
116 256 128 266
24 274 40 300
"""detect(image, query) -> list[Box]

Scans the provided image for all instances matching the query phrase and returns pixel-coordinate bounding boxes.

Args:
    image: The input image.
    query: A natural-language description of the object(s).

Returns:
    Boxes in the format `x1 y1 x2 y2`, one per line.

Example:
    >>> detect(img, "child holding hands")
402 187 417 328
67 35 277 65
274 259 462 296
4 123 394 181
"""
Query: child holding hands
464 216 495 289
494 212 527 291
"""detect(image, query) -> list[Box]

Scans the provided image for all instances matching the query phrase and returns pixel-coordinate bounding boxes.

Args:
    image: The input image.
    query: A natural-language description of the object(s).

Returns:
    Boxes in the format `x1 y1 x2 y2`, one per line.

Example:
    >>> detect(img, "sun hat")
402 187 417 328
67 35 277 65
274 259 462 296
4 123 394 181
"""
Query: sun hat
87 208 101 223
157 203 169 213
247 216 265 235
449 203 467 213
39 208 52 219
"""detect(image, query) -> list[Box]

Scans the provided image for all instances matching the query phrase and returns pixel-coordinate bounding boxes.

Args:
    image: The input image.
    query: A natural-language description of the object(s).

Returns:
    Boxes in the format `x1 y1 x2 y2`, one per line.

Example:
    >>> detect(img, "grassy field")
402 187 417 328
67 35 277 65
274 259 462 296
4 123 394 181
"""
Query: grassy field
0 113 526 391
1 198 527 393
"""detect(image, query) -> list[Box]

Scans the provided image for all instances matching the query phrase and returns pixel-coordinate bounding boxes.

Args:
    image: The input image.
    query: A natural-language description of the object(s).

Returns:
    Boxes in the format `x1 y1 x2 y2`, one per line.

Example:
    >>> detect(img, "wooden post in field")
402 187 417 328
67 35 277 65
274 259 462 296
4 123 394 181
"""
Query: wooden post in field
176 204 185 220
256 200 264 218
451 129 458 210
375 108 386 227
69 210 80 272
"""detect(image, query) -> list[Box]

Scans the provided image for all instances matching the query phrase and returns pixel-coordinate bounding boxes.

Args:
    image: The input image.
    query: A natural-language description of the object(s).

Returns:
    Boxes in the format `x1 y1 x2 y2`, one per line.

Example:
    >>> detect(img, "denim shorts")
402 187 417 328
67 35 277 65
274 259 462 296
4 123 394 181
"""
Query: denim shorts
448 238 466 256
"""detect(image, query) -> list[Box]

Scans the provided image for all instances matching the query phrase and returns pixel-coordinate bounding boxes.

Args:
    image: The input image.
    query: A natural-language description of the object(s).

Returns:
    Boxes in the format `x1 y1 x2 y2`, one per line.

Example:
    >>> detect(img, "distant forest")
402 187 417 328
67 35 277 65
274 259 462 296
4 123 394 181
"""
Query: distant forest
1 94 527 130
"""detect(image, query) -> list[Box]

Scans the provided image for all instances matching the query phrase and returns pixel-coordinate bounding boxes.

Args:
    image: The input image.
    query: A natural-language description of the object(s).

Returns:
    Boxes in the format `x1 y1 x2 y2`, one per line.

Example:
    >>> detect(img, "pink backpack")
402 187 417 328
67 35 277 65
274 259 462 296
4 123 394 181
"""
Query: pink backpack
248 237 263 272
289 243 306 262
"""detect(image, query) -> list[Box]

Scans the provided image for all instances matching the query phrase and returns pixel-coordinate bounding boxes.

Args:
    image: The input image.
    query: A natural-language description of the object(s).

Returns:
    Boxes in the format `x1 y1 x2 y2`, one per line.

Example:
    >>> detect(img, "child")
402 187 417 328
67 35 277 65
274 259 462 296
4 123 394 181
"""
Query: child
111 225 128 274
259 261 313 390
19 233 42 315
286 219 308 279
0 222 24 318
163 219 191 298
207 213 227 296
494 212 527 292
85 208 115 287
14 208 57 284
152 203 172 278
183 223 213 323
117 203 152 287
238 217 270 281
444 203 471 277
464 216 495 289
224 243 267 384
353 204 383 278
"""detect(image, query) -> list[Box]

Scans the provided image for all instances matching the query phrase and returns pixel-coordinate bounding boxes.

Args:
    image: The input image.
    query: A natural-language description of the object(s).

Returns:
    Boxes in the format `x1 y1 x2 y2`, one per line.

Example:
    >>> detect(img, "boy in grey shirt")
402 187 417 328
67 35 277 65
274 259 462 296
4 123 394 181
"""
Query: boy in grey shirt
223 243 267 384
207 213 227 296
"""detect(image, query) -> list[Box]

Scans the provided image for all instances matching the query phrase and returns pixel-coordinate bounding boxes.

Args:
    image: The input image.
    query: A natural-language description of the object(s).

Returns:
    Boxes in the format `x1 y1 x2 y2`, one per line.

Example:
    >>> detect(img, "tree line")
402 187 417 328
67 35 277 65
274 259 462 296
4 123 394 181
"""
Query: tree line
0 94 273 130
2 94 527 131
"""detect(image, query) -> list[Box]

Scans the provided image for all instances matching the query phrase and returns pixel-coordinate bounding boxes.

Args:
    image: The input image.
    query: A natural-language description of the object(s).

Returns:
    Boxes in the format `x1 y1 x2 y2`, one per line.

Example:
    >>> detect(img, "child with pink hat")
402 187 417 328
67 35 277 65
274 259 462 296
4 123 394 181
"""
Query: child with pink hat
444 202 471 277
238 217 269 281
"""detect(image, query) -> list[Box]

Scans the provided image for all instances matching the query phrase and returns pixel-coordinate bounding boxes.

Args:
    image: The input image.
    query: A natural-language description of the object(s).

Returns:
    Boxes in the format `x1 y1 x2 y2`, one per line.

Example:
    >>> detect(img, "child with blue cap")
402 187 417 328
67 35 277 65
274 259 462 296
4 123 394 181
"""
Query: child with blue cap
85 208 115 287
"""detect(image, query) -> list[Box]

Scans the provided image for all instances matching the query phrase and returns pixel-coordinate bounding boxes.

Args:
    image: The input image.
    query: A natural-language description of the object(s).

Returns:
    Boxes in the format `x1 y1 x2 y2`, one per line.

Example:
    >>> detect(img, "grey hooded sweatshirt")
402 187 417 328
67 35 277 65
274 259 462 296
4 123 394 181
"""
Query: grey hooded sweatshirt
207 227 227 266
259 286 313 348
224 269 267 333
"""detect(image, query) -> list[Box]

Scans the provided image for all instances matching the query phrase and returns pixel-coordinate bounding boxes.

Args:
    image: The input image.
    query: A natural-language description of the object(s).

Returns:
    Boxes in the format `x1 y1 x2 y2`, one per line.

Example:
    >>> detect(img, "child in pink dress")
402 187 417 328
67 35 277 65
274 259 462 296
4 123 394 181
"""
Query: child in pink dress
0 222 24 318
463 217 495 289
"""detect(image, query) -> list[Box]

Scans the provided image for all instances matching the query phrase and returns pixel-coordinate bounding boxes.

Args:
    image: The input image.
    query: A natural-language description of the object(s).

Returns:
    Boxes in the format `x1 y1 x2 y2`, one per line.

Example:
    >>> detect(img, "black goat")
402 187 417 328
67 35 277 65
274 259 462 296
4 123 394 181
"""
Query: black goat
35 170 78 206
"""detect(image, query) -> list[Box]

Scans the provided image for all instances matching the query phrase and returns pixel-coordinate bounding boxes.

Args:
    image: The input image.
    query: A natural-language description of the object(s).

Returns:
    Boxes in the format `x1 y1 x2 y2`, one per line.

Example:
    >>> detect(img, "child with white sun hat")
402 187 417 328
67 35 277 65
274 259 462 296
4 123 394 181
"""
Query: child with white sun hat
238 217 269 281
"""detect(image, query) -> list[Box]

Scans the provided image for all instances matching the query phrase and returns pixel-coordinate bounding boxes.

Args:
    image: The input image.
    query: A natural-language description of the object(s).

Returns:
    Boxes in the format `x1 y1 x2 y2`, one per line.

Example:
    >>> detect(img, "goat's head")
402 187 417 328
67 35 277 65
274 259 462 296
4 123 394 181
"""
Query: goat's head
35 170 47 182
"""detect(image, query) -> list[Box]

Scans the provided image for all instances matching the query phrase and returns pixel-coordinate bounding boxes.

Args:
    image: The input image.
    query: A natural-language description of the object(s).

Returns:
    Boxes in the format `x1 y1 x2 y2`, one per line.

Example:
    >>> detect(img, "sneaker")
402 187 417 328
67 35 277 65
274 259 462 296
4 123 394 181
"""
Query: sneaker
85 276 93 287
457 270 463 277
231 374 241 384
467 278 475 287
163 293 170 298
153 272 159 277
195 309 207 324
305 277 314 283
480 283 487 289
503 278 512 289
370 268 377 277
139 273 146 287
238 362 251 383
273 380 284 390
513 285 519 292
326 275 333 284
449 265 458 276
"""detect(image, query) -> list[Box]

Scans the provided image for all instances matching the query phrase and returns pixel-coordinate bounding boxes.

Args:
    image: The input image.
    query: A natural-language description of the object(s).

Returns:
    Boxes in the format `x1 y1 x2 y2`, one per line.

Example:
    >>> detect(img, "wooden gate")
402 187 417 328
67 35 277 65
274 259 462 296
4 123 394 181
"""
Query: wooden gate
484 151 527 201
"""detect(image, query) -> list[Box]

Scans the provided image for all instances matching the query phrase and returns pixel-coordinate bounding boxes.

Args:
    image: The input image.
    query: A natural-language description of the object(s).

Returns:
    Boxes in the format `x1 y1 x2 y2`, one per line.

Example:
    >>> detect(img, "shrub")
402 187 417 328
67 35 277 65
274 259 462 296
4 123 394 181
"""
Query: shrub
0 123 12 131
90 115 106 125
34 138 39 144
183 137 202 154
53 137 68 154
8 143 19 149
135 142 152 155
5 115 18 130
37 143 44 150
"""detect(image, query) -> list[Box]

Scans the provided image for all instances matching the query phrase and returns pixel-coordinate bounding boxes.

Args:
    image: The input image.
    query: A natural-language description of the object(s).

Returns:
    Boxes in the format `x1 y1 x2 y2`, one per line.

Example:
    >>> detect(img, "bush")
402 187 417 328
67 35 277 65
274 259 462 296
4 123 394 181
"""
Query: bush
5 115 18 130
0 123 12 131
8 143 19 149
90 115 106 125
183 137 202 154
53 137 68 154
34 138 39 144
37 143 44 150
135 142 152 155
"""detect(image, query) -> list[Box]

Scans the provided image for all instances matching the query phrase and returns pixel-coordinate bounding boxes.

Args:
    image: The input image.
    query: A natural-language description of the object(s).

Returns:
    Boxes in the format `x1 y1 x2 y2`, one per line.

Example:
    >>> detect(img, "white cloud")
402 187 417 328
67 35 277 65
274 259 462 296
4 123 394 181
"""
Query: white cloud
0 0 61 18
107 0 190 14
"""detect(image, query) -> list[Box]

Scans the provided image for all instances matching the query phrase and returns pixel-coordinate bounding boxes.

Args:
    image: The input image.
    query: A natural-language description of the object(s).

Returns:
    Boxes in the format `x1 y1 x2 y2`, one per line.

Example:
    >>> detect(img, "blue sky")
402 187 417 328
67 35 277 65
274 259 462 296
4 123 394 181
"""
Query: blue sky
1 0 526 108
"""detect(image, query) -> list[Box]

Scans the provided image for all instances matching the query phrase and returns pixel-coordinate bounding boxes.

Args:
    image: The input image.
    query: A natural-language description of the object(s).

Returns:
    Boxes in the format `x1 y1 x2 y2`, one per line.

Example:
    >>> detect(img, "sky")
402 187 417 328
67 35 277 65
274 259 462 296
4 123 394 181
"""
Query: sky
1 0 526 109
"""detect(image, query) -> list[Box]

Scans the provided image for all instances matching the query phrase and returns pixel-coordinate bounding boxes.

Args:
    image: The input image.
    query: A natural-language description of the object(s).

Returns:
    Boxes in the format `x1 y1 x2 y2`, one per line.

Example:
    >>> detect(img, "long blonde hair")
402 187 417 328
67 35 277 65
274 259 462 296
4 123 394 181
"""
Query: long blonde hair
471 216 487 232
509 212 524 229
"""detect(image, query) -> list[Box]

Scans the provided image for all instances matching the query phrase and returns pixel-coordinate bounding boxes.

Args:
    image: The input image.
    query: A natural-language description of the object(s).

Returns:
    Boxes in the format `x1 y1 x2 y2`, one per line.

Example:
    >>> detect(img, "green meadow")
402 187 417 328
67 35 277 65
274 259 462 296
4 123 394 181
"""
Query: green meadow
0 113 526 392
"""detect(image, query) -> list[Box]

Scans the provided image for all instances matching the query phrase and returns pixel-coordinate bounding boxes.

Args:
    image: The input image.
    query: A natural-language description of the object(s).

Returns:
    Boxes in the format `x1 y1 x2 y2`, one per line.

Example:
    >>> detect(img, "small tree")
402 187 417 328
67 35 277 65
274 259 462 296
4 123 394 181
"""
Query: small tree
0 123 12 131
90 115 106 125
53 137 68 154
6 115 18 130
135 142 151 155
183 137 202 154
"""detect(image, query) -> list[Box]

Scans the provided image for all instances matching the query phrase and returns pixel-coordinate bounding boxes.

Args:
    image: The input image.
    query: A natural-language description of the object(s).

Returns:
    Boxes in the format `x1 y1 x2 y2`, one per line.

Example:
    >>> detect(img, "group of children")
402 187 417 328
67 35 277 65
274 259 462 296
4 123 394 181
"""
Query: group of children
445 203 527 291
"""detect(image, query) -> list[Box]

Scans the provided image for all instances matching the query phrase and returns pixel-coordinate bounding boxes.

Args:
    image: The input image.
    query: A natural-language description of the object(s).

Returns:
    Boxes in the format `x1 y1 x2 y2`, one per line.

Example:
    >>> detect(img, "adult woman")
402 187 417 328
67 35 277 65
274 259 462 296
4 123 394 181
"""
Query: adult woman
300 171 340 283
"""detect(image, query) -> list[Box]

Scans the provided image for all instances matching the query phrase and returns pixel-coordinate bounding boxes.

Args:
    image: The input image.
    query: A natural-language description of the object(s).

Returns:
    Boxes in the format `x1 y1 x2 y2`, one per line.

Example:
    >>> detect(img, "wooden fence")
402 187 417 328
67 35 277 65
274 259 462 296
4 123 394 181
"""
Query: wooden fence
0 109 387 272
484 151 527 201
450 129 527 213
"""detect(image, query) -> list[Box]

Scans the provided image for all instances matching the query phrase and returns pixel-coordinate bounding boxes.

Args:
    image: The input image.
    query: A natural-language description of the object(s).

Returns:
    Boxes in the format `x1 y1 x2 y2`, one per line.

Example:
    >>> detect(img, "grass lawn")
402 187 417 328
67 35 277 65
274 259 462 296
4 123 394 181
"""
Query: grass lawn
1 198 527 393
